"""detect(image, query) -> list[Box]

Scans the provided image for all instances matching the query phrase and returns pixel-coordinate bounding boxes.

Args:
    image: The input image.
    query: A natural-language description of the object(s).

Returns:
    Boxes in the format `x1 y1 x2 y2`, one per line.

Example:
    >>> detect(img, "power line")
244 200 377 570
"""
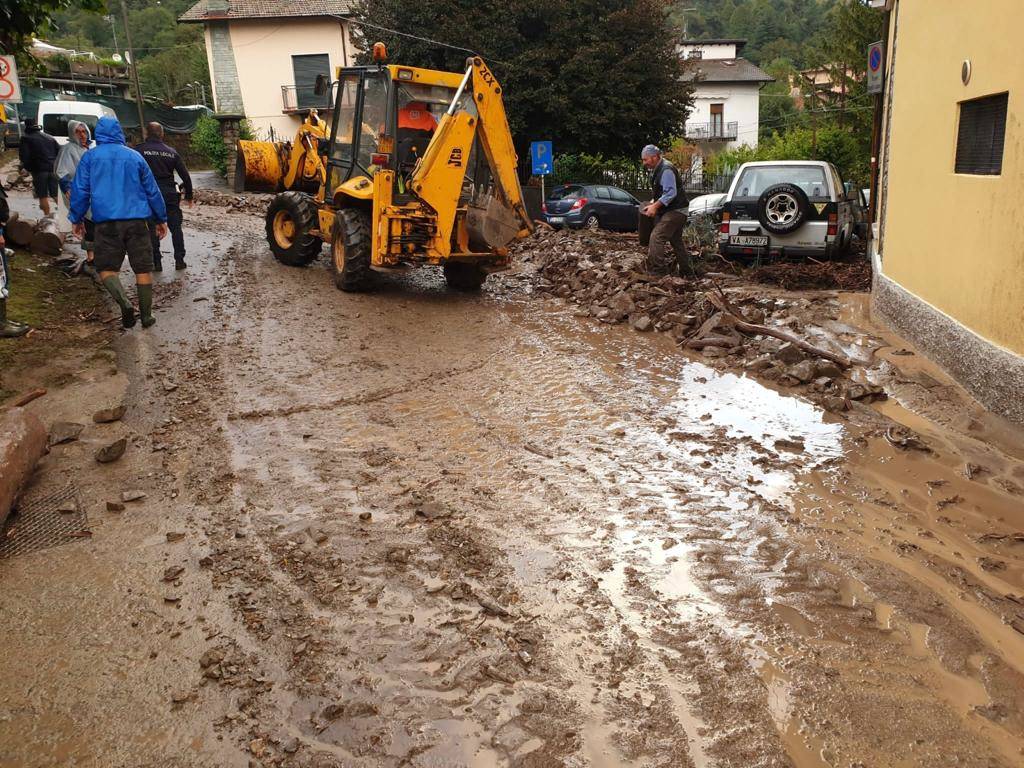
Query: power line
331 15 512 66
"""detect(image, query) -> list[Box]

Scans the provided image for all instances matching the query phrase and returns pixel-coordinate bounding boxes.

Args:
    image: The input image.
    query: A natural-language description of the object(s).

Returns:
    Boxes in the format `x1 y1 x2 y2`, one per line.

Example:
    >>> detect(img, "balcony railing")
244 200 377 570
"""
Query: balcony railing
281 85 332 113
684 121 738 141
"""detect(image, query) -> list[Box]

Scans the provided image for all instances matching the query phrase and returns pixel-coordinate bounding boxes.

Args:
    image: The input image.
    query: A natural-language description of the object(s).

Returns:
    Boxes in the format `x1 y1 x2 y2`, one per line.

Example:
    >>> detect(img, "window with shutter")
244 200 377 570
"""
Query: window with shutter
955 93 1008 175
292 54 331 111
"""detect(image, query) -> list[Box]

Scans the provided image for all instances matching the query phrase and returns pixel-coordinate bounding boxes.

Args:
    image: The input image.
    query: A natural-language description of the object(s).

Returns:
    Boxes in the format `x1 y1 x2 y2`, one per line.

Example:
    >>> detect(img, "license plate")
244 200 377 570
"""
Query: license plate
548 217 565 224
730 235 768 247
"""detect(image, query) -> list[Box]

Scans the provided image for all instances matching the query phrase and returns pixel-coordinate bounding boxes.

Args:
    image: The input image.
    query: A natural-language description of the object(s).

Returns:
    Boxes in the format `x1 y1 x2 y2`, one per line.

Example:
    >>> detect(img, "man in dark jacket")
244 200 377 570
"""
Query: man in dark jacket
70 116 168 329
640 144 689 276
19 119 60 216
136 122 193 271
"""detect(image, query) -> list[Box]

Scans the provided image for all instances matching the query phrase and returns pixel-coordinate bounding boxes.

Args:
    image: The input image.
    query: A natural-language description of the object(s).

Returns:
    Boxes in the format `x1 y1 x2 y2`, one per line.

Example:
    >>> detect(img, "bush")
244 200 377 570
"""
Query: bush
191 114 254 177
705 126 868 186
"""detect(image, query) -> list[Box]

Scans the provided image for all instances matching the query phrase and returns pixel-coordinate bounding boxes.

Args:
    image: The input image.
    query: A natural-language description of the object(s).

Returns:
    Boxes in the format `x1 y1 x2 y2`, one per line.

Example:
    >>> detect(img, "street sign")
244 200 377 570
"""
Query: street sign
530 141 553 176
867 41 885 95
0 56 23 103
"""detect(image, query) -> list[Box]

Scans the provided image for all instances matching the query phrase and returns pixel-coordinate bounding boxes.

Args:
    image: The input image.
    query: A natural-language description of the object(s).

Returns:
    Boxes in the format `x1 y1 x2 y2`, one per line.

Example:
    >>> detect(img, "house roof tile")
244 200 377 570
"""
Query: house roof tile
683 58 774 84
180 0 352 23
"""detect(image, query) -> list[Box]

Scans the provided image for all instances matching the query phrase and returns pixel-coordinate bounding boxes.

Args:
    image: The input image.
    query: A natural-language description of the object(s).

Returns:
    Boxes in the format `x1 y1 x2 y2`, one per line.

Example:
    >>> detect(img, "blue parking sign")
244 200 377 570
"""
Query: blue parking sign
530 141 553 176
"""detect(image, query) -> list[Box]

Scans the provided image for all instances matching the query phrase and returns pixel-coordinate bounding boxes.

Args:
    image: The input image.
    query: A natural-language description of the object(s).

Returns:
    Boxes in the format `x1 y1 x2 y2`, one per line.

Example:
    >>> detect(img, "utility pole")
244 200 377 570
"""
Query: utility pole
119 0 146 138
679 7 697 38
106 15 119 55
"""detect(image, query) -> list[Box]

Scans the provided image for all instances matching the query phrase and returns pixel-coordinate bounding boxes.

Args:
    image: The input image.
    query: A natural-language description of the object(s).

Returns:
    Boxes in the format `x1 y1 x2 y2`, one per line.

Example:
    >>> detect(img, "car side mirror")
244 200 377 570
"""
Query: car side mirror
313 74 329 97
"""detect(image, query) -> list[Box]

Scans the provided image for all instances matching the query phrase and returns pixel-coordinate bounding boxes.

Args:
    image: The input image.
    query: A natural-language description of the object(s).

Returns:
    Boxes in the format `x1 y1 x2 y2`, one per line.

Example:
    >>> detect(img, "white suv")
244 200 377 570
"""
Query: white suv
718 160 857 259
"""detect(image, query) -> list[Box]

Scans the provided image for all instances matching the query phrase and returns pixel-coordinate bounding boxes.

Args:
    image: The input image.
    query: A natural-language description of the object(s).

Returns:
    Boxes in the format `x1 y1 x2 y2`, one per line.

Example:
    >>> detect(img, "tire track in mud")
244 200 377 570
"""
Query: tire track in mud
171 213 1024 767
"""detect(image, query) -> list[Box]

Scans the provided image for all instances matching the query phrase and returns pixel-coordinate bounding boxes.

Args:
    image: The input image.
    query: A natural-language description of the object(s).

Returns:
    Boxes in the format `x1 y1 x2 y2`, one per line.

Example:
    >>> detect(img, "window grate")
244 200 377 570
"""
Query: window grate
955 93 1008 175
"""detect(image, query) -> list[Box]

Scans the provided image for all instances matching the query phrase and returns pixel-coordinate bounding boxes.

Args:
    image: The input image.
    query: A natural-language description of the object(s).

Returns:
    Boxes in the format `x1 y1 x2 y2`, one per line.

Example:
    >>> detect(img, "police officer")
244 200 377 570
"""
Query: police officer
136 122 193 271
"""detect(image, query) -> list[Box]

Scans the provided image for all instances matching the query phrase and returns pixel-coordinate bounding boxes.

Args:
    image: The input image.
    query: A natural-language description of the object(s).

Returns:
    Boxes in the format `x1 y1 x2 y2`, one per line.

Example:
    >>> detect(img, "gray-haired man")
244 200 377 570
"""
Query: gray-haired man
640 144 688 275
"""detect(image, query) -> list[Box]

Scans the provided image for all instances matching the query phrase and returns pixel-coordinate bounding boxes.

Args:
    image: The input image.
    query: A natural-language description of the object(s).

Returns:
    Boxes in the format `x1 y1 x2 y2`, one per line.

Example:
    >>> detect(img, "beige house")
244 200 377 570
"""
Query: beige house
872 0 1023 422
180 0 356 139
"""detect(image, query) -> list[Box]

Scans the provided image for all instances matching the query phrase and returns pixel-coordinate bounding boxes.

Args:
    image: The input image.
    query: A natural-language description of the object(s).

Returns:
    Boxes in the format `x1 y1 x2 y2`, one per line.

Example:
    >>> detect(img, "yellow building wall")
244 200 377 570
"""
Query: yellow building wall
227 18 354 139
881 0 1024 355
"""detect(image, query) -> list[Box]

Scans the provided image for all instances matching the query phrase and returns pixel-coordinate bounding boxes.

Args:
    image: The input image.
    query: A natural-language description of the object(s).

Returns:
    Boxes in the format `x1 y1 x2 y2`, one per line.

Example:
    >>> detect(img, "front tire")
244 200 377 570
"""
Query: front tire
443 262 487 291
266 191 321 266
330 208 372 291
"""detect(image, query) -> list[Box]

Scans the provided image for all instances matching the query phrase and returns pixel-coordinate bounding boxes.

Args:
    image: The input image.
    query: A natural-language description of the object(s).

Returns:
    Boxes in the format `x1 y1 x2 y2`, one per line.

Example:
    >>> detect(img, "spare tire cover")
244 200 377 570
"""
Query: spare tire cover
756 183 811 235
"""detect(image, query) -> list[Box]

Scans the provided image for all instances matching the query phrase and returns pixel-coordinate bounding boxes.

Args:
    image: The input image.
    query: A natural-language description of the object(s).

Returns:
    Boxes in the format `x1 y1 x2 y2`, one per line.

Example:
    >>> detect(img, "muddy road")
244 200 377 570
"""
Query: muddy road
2 197 1024 768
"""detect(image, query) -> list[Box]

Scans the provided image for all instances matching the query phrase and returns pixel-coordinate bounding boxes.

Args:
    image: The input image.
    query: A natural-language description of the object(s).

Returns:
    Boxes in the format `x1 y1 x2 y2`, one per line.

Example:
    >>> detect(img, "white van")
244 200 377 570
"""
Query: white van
36 101 117 145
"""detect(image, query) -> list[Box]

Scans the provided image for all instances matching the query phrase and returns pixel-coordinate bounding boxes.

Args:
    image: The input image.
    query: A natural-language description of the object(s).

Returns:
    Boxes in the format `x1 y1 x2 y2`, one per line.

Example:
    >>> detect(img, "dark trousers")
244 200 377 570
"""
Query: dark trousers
646 209 688 275
150 196 185 264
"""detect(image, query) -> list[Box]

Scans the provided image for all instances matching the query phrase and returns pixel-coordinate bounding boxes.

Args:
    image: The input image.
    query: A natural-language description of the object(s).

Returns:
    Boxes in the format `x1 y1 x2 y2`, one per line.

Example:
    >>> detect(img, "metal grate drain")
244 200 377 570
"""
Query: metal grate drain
0 485 90 559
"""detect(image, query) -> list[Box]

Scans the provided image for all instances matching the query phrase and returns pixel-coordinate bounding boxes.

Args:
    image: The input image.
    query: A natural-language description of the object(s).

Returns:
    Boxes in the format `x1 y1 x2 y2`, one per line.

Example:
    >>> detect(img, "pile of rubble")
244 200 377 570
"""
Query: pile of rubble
194 189 271 215
512 227 885 414
747 259 872 291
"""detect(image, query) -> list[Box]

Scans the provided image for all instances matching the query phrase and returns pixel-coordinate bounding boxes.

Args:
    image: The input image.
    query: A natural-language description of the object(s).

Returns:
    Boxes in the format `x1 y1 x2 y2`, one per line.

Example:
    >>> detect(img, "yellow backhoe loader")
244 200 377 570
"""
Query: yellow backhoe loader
237 44 533 291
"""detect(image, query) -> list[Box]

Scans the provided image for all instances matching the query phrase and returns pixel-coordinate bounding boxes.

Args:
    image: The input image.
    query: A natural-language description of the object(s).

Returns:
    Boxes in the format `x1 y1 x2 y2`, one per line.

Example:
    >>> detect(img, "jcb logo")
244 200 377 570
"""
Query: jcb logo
447 148 463 167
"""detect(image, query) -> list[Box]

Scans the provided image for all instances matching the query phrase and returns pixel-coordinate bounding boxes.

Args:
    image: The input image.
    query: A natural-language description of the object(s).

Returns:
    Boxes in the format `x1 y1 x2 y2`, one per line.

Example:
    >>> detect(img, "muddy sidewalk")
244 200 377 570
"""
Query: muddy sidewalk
1 197 1023 768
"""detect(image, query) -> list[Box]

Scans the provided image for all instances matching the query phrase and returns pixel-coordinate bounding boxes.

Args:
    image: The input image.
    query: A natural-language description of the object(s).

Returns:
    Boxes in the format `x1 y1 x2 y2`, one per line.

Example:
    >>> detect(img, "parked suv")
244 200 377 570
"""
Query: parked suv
718 160 856 259
543 184 641 232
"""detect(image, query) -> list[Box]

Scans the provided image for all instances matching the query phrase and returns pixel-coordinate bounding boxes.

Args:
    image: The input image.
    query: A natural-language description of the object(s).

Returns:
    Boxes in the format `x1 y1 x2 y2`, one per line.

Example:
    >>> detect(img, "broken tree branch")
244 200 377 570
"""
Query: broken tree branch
706 289 851 369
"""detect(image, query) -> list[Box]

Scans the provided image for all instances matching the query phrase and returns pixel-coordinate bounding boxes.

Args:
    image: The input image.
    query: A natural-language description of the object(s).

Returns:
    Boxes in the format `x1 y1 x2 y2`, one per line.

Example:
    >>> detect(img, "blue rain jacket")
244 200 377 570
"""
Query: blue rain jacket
69 116 167 225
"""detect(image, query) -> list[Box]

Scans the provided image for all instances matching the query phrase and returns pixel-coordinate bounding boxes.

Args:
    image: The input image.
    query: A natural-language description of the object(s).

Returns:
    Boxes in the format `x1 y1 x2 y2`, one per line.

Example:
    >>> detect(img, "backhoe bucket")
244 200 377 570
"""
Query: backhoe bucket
235 140 286 193
466 188 523 252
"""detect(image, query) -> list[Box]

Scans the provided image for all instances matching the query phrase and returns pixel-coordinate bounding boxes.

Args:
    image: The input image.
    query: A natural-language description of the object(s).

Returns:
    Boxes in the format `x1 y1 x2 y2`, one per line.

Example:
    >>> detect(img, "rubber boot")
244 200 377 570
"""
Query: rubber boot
0 299 30 338
174 258 186 271
138 283 156 328
101 275 136 329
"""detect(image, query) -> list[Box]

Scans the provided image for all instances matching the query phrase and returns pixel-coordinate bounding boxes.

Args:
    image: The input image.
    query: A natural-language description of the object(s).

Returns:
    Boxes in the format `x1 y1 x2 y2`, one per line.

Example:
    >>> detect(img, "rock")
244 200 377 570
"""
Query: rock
166 531 186 542
92 405 126 424
358 511 372 522
787 360 816 383
48 421 85 446
416 501 450 521
282 737 299 754
630 314 653 332
822 396 849 413
95 438 127 463
846 383 887 403
775 342 805 365
0 408 48 529
774 437 805 453
163 565 185 582
57 500 78 514
121 490 147 502
106 501 126 512
814 360 843 378
745 354 774 372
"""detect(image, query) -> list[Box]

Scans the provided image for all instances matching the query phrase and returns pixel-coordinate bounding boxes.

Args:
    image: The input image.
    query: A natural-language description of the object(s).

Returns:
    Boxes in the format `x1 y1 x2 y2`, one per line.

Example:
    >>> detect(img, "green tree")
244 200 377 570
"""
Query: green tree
758 57 801 140
1 0 105 59
351 0 695 160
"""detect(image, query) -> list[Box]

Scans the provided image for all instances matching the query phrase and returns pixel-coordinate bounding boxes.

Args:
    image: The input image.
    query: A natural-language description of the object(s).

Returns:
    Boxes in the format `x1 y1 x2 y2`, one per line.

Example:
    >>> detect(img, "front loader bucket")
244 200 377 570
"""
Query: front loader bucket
466 188 523 252
235 140 287 193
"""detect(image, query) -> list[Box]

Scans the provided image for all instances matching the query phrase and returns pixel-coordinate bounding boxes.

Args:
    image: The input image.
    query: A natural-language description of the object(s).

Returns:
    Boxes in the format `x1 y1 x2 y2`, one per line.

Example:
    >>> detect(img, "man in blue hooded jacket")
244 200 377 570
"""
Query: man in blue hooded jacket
69 116 168 328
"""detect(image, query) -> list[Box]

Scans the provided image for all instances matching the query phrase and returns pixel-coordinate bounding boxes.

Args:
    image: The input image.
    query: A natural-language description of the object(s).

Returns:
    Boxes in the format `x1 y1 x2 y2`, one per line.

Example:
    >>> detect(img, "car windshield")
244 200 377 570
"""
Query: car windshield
549 186 583 201
733 165 830 202
43 113 100 137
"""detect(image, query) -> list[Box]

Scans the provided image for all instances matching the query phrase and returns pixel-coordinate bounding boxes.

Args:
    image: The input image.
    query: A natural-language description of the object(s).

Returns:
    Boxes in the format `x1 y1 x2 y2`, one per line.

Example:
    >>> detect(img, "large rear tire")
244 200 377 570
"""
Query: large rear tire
330 208 372 292
443 262 487 291
266 191 322 266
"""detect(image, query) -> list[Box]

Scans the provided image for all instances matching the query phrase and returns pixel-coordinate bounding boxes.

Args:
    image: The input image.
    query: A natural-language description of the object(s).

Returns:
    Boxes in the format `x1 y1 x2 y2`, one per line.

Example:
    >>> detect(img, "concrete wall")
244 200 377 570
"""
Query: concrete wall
203 17 355 138
874 0 1024 421
687 82 761 149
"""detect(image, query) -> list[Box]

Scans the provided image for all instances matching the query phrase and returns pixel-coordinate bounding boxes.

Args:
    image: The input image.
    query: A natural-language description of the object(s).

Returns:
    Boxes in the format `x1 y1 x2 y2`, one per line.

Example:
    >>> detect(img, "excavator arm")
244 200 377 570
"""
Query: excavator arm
410 57 533 257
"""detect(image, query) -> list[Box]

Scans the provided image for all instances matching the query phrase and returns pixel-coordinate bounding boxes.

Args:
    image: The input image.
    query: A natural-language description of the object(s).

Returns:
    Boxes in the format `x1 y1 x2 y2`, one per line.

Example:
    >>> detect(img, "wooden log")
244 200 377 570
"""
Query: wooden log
6 212 35 247
0 407 48 530
30 216 65 256
706 290 852 369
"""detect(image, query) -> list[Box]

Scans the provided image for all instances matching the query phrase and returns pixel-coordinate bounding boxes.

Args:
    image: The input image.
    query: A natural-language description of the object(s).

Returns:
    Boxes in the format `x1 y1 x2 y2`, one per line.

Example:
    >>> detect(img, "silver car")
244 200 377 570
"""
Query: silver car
718 160 857 259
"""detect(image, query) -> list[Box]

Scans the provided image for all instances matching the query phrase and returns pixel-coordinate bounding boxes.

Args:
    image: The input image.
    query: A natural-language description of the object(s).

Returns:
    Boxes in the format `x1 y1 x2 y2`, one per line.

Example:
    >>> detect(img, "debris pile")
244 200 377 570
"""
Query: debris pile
747 259 872 291
194 189 271 215
512 227 886 413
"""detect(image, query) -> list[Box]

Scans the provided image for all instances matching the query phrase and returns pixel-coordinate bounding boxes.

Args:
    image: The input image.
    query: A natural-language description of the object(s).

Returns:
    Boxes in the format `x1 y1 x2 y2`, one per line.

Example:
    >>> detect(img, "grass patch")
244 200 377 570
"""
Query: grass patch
0 247 112 401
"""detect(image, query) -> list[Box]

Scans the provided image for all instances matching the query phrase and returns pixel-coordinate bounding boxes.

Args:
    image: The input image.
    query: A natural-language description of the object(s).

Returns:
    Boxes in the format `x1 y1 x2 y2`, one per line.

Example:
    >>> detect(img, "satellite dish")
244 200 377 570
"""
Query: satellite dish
112 53 123 63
